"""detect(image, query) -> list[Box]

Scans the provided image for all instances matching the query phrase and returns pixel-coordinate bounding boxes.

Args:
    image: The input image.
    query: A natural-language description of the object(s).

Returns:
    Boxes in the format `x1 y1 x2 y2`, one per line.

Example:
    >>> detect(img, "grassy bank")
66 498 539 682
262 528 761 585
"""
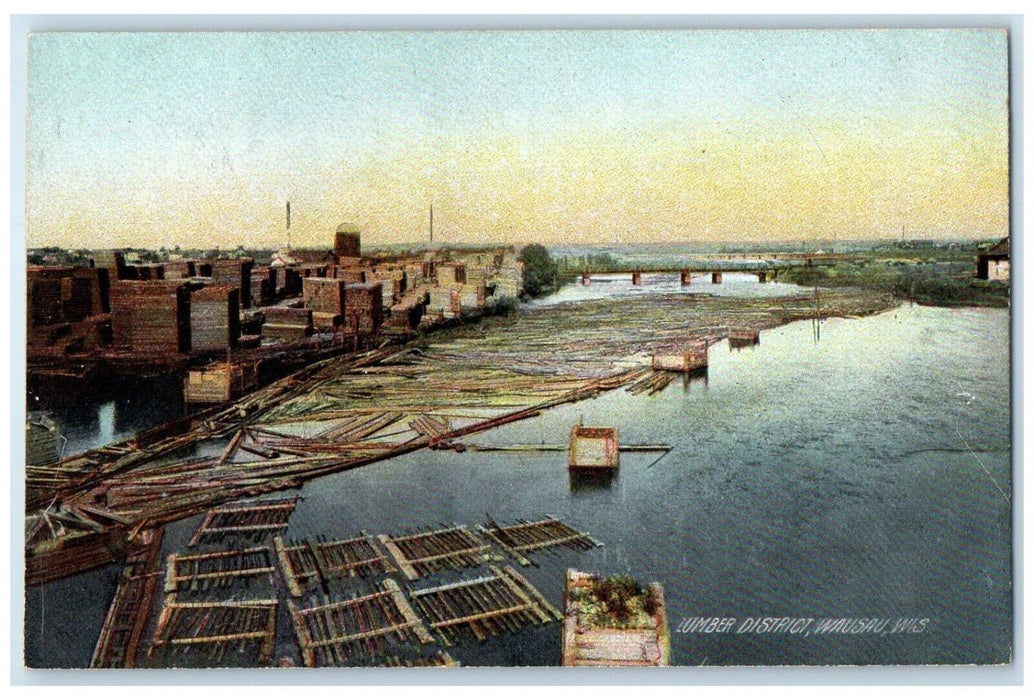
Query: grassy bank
779 260 1010 308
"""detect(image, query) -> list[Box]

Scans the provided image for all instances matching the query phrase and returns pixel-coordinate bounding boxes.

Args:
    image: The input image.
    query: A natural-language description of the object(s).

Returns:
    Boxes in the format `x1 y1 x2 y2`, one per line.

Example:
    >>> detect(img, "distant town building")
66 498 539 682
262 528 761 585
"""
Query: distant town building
976 237 1009 282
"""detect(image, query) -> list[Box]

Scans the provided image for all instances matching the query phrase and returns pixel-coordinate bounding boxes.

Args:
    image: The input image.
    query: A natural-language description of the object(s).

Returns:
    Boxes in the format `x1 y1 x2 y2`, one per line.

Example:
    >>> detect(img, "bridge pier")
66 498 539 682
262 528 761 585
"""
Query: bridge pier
581 272 591 285
711 272 723 284
631 271 642 286
757 270 775 283
680 269 692 286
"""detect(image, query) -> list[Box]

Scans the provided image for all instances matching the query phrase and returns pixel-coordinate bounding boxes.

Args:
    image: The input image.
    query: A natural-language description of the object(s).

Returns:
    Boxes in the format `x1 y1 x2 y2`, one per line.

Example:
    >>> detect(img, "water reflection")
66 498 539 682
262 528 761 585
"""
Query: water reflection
568 469 617 493
679 370 709 392
729 336 760 350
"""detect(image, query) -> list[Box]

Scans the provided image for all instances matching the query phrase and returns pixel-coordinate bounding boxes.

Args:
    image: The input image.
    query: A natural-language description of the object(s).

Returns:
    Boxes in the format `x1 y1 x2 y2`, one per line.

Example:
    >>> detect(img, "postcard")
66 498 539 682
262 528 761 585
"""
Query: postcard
21 25 1012 671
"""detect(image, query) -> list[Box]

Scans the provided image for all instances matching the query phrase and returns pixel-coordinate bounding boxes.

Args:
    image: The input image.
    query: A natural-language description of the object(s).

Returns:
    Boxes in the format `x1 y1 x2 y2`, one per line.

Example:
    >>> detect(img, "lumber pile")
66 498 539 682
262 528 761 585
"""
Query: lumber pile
261 306 313 341
109 281 191 356
209 259 253 309
190 285 240 351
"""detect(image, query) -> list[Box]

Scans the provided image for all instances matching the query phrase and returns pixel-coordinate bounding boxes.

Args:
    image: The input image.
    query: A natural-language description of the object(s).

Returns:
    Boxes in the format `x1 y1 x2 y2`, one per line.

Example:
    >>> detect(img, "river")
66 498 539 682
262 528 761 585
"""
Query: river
24 275 1011 668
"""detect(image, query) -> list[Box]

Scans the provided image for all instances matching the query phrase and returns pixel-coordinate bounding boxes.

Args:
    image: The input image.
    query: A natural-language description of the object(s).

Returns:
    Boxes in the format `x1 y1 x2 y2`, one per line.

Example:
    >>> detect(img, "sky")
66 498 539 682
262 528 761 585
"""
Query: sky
25 29 1010 250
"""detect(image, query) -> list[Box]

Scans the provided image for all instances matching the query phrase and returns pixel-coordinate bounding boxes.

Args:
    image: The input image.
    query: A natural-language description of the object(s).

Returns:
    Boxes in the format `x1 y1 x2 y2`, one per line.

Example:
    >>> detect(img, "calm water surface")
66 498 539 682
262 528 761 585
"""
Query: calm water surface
25 286 1011 667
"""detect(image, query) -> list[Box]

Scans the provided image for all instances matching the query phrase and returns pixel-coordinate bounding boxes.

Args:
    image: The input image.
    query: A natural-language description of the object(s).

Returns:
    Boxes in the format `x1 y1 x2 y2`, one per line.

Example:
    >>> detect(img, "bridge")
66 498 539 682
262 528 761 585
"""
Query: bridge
574 253 852 286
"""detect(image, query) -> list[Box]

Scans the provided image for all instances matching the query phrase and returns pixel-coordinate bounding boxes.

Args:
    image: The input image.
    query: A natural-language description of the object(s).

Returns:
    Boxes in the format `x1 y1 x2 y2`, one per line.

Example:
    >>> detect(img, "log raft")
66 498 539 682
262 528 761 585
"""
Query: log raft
287 579 435 667
408 565 562 646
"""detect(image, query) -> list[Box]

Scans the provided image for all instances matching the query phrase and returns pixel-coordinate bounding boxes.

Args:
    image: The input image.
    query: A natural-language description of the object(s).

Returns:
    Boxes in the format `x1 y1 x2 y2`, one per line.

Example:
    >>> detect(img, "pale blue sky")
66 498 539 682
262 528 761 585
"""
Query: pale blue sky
27 29 1009 249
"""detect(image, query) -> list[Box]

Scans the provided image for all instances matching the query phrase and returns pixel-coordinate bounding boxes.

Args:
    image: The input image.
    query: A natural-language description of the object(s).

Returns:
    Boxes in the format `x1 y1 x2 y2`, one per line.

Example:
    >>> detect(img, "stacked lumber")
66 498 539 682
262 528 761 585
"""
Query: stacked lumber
261 306 313 341
183 361 258 404
333 267 366 284
456 282 487 311
190 285 240 351
109 281 191 356
249 266 275 307
163 261 196 279
209 259 253 308
26 412 59 466
343 282 383 335
436 262 466 286
427 287 461 318
302 277 345 316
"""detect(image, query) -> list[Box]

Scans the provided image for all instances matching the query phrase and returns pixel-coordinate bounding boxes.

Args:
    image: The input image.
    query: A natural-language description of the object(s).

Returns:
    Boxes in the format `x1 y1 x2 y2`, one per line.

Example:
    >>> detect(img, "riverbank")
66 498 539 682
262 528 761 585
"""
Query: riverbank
777 260 1009 308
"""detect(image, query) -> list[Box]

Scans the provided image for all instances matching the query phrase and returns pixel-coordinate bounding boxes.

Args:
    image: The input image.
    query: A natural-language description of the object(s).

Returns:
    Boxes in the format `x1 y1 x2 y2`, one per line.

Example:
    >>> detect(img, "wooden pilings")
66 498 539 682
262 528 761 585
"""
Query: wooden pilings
680 270 692 286
711 271 723 284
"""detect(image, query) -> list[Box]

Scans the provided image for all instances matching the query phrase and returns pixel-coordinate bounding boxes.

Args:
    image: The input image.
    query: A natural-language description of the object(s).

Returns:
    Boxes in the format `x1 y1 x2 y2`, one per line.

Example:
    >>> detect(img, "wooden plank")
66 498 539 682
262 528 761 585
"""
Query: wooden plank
288 600 315 668
429 602 533 629
377 534 419 580
274 536 304 597
382 578 435 645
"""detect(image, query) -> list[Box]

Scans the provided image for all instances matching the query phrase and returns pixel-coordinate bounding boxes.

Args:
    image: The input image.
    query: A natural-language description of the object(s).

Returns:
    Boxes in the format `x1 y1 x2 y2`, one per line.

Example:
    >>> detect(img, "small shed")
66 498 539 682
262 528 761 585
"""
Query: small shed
569 424 619 470
976 237 1010 282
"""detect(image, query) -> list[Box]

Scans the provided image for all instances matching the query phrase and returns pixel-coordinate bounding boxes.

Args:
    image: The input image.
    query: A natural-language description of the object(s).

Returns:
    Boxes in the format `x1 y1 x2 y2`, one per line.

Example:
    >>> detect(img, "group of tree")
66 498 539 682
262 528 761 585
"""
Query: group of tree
518 244 562 298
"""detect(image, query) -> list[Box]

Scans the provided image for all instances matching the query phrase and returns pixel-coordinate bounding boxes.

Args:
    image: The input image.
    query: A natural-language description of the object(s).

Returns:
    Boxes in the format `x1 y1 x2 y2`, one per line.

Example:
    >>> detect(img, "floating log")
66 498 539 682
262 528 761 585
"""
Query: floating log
408 566 561 645
187 497 298 547
288 579 434 667
90 528 165 668
378 525 488 580
480 516 601 566
149 598 278 667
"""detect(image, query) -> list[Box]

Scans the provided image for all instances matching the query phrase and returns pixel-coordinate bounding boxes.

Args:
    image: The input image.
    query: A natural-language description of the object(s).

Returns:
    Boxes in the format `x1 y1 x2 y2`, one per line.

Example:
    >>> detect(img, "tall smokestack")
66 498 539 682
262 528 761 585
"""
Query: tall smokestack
430 203 434 244
286 201 291 250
